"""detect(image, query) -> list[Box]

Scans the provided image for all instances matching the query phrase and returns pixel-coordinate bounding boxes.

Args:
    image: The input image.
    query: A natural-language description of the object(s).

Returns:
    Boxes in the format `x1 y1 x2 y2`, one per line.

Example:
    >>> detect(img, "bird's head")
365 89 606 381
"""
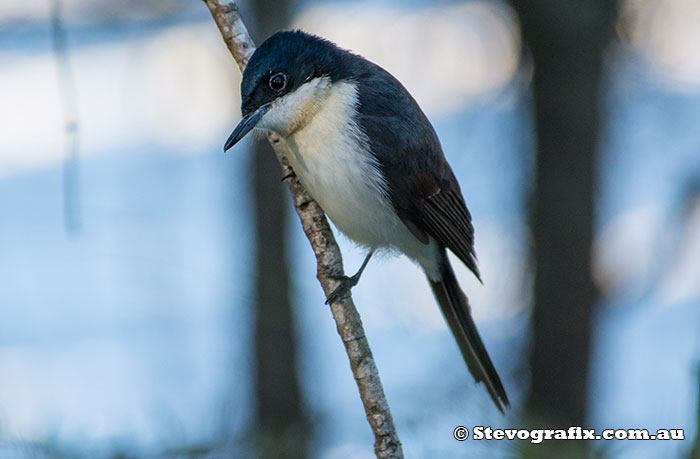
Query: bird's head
224 30 344 151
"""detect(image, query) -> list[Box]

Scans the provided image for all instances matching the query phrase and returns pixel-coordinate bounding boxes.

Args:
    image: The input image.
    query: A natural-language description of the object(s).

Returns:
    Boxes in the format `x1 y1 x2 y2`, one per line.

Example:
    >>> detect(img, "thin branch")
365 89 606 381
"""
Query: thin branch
202 1 403 457
50 0 81 234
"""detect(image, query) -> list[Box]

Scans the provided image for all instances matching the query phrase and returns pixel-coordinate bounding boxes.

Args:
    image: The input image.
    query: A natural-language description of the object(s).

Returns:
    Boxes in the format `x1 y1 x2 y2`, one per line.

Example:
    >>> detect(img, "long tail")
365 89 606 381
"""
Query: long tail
427 248 509 413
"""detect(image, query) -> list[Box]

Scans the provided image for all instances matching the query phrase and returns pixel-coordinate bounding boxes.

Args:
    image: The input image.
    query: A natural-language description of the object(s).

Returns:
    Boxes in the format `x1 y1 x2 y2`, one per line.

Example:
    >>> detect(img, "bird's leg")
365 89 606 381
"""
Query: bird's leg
325 250 374 304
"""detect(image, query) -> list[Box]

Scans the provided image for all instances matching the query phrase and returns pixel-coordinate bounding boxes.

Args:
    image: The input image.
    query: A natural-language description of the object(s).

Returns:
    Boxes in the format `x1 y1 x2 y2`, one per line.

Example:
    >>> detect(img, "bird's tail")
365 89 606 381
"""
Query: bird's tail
427 248 509 413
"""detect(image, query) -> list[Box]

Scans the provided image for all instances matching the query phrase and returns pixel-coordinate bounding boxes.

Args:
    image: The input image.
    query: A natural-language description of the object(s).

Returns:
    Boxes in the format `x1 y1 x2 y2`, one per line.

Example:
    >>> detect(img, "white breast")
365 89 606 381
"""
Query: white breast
257 77 439 275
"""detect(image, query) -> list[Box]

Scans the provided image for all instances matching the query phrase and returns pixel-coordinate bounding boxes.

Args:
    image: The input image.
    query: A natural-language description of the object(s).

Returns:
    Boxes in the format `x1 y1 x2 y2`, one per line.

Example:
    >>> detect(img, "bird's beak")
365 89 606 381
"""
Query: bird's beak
223 103 271 151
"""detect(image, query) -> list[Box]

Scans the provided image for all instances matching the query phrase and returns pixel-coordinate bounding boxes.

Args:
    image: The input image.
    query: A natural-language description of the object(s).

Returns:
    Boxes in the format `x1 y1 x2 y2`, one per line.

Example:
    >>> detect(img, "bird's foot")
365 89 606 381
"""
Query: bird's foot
325 273 360 305
324 250 374 305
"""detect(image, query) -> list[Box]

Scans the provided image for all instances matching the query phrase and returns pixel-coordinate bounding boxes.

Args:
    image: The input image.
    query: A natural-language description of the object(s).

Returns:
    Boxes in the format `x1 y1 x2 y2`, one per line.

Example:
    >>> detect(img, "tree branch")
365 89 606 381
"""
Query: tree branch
51 0 82 235
202 2 403 457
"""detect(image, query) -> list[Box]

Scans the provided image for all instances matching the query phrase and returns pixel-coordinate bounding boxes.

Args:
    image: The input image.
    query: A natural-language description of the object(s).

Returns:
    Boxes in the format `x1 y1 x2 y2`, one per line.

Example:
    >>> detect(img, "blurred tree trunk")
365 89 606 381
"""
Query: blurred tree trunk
511 1 617 456
690 366 700 459
247 0 308 457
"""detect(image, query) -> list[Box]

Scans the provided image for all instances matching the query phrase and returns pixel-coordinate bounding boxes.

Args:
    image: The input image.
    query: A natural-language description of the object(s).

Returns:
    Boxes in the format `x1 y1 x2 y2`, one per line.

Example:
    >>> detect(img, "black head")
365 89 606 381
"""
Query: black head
224 30 347 151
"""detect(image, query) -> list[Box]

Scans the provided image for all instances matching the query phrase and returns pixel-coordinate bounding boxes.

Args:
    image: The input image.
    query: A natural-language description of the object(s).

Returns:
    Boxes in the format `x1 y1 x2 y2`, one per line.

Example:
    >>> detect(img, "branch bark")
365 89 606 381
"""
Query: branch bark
202 2 403 457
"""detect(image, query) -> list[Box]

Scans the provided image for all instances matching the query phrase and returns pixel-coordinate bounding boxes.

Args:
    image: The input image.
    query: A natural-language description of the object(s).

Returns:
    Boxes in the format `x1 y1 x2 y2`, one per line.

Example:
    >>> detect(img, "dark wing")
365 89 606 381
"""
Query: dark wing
346 57 509 411
419 176 480 280
351 59 480 280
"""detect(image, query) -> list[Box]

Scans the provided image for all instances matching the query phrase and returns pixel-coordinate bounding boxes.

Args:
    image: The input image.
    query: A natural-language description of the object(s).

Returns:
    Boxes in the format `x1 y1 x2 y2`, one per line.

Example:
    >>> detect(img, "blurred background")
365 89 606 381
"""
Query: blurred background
1 0 699 457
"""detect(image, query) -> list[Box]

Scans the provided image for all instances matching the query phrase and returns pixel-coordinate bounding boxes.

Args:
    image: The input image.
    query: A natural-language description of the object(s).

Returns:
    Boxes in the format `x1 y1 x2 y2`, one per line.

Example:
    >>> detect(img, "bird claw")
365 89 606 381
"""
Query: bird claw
325 274 359 304
323 251 374 305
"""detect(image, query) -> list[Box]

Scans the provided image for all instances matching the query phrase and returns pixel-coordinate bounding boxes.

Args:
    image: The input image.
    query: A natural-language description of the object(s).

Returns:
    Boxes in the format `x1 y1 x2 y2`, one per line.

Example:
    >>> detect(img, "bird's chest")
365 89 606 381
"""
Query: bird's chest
280 106 394 248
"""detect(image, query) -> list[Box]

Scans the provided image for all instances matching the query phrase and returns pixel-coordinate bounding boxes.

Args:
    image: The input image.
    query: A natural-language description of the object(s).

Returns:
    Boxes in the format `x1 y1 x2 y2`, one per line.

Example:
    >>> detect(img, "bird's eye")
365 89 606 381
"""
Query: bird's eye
269 73 287 91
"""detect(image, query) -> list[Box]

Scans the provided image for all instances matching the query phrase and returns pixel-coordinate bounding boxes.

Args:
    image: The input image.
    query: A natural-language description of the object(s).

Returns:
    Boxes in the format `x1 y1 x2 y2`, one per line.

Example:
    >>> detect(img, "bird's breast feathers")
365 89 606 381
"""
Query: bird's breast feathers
258 78 400 248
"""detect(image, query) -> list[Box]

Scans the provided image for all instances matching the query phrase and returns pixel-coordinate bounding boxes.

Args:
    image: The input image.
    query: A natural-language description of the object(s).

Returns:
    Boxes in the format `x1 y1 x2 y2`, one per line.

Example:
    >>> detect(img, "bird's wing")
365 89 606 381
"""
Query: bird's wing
389 163 481 281
354 63 480 280
351 59 507 411
414 176 481 280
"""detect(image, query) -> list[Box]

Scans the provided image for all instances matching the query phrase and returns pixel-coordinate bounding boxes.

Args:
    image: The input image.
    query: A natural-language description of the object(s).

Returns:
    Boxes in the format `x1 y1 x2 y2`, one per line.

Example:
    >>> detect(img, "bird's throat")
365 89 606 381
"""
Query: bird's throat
258 76 333 137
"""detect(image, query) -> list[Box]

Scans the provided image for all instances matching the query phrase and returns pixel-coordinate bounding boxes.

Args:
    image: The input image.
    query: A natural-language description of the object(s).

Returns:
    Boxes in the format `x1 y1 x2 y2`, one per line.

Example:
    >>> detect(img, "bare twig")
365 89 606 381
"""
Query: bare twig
202 1 403 457
50 0 81 234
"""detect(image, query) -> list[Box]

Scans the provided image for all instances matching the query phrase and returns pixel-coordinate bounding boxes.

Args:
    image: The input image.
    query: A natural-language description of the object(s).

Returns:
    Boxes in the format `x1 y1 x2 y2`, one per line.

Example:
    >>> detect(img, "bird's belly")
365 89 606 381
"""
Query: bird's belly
283 130 398 249
267 79 439 275
269 78 401 248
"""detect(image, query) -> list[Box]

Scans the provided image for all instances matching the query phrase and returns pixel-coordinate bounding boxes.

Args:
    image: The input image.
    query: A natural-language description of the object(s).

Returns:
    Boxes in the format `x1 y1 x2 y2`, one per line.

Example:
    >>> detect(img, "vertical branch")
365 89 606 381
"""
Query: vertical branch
50 0 81 234
202 2 403 457
247 0 309 456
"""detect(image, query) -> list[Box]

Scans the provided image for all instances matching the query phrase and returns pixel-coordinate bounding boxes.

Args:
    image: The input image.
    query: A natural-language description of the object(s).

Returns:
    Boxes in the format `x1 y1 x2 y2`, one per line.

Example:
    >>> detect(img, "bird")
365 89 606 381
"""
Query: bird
224 30 509 412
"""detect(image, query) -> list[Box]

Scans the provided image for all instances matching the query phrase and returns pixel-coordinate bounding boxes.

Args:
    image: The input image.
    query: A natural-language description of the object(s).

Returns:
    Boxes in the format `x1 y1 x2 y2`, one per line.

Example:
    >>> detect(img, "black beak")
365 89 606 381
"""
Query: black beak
223 103 271 151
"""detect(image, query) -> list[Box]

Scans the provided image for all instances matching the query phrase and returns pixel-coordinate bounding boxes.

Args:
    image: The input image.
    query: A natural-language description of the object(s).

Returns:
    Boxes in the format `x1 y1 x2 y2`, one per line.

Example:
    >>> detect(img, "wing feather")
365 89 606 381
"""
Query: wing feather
350 57 480 279
421 184 480 280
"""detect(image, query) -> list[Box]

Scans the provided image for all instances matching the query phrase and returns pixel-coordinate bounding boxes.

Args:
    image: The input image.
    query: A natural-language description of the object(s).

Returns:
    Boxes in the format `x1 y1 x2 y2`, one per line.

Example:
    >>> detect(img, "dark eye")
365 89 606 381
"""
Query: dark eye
269 73 287 91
